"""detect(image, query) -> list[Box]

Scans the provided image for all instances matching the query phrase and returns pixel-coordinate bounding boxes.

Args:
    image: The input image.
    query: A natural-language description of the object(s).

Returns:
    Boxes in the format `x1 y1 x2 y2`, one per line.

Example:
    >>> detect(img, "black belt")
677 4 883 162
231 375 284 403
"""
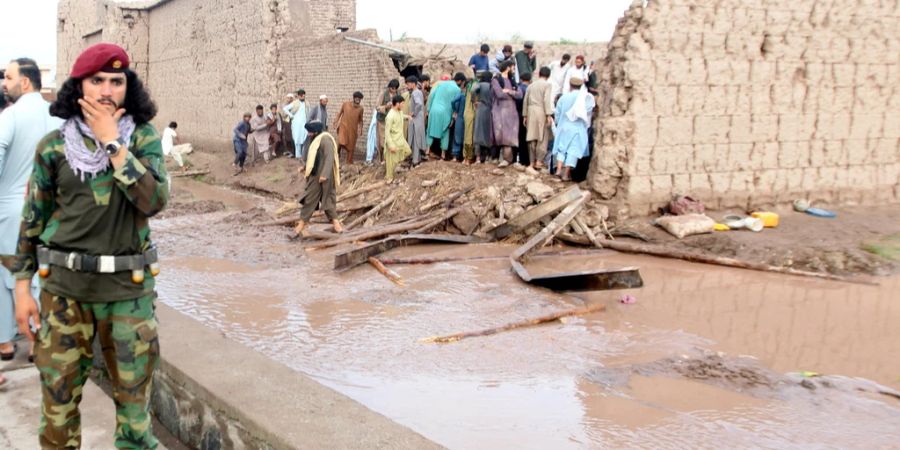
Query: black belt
37 246 158 274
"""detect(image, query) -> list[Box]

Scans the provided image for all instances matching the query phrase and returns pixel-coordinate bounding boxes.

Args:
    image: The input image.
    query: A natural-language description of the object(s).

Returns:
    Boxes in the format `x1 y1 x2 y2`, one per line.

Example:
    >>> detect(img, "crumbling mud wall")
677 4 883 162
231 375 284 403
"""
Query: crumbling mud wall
57 0 360 148
145 0 287 148
591 0 900 217
57 0 152 82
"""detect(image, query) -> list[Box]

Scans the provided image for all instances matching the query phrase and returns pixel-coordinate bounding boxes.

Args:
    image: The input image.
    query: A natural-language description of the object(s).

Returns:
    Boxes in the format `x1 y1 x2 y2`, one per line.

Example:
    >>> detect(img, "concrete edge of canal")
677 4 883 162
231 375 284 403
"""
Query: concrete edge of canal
100 304 445 450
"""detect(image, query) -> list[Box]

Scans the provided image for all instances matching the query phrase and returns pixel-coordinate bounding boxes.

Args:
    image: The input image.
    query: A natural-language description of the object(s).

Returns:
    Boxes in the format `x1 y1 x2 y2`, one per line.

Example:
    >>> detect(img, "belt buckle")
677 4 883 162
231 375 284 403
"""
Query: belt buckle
66 252 79 271
98 256 116 273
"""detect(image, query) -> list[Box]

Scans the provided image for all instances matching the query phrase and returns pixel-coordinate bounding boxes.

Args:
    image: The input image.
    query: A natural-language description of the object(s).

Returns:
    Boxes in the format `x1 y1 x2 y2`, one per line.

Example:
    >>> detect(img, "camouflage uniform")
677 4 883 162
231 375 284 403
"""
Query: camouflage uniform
11 123 168 449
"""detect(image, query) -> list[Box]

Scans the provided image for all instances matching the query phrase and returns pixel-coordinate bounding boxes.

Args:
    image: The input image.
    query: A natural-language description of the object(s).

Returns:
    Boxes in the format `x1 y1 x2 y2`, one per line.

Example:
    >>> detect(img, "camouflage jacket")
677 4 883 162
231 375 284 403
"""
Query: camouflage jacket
11 122 169 302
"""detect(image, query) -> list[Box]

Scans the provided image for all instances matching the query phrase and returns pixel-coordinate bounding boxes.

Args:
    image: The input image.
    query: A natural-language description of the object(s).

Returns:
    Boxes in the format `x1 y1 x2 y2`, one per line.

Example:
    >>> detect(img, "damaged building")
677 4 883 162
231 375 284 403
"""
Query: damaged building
593 0 899 216
57 0 899 217
56 0 600 149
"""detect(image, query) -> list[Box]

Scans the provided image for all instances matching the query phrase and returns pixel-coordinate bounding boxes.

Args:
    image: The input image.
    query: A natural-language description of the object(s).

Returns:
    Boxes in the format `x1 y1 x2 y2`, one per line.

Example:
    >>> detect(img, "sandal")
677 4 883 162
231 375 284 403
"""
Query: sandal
0 342 16 361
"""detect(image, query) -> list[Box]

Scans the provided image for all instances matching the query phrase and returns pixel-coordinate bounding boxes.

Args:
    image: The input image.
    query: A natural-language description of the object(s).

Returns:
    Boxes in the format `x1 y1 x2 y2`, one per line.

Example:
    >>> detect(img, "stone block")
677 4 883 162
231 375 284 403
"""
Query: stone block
689 173 712 194
662 54 692 85
730 115 753 143
884 113 900 139
629 176 652 196
812 113 833 140
753 168 777 193
831 114 851 140
832 87 854 113
678 85 707 114
832 63 856 86
672 173 691 195
848 165 876 190
777 114 801 142
709 171 732 192
691 144 716 172
771 83 795 111
633 117 659 149
846 140 869 165
822 140 847 166
778 141 805 169
728 143 754 171
729 85 753 115
757 141 781 169
632 147 652 176
871 138 897 164
703 85 732 115
750 84 772 115
649 174 673 200
652 85 678 116
848 114 884 141
687 58 707 84
800 167 819 191
694 116 730 144
707 59 734 85
785 168 804 193
877 163 900 188
702 33 727 58
657 116 693 146
729 170 755 193
713 143 731 171
804 62 830 85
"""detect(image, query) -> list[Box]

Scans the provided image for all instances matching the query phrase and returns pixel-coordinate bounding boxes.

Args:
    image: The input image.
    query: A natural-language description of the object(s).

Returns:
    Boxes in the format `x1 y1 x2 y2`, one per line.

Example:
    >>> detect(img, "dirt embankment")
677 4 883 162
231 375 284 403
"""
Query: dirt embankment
166 146 900 276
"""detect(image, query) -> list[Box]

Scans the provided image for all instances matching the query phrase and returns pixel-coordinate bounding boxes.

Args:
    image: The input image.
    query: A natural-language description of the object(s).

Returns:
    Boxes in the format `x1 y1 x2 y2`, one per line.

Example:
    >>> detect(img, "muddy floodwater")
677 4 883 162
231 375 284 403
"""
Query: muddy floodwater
153 181 900 449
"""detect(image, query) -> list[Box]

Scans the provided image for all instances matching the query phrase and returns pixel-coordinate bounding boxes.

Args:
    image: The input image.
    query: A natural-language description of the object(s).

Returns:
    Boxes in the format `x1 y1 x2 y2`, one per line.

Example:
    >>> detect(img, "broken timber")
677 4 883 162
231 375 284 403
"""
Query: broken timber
487 185 582 240
419 302 606 344
510 191 644 292
345 192 396 231
333 234 487 271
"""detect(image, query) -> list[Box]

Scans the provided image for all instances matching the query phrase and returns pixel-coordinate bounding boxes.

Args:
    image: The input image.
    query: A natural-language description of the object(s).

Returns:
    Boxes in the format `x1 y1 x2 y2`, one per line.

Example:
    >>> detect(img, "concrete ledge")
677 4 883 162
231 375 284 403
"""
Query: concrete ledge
150 304 442 449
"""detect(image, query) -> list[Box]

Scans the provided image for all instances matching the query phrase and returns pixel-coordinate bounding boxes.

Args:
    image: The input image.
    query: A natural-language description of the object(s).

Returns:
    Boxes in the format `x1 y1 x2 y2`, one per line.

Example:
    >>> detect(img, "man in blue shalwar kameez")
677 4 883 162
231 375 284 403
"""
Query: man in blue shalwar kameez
552 76 595 181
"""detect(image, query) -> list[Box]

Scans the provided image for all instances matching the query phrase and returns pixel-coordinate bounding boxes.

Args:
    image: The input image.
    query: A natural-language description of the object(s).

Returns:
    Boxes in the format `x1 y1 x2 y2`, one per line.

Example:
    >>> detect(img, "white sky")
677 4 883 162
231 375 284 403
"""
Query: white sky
0 0 632 69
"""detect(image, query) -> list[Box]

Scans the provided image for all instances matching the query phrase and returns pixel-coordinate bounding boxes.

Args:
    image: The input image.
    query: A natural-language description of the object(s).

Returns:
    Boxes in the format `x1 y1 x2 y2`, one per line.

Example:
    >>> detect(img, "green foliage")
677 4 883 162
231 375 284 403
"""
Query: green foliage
861 233 900 261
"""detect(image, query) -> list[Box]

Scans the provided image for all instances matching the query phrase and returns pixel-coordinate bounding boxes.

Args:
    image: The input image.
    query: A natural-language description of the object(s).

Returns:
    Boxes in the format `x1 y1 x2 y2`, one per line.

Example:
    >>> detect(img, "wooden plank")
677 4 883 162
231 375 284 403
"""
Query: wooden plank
511 192 589 261
345 192 396 231
332 233 487 271
487 185 582 240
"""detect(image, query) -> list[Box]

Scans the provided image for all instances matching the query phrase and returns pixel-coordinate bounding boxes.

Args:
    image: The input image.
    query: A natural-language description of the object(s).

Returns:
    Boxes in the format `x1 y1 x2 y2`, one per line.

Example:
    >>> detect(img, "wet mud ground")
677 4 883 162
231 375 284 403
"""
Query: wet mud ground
152 179 900 449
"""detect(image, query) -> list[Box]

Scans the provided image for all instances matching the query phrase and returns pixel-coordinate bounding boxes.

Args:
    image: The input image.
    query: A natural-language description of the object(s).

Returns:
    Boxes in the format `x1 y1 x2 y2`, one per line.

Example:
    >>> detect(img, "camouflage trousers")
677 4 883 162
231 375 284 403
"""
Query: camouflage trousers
36 291 160 449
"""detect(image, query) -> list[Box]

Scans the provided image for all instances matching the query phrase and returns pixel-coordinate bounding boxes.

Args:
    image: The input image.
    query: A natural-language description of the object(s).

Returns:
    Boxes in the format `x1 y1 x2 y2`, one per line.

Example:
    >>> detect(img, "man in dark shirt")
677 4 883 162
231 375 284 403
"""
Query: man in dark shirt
468 44 490 74
233 112 251 174
513 41 537 83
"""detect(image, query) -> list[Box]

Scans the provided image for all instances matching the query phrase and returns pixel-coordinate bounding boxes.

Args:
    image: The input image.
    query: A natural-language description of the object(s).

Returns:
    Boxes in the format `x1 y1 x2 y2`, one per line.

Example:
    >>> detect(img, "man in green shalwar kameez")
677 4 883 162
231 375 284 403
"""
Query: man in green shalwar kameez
384 95 411 183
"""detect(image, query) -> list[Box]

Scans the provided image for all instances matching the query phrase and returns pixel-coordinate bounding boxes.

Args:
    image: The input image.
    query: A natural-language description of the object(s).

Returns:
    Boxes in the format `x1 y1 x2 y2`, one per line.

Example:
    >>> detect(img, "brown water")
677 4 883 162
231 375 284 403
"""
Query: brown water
152 186 900 449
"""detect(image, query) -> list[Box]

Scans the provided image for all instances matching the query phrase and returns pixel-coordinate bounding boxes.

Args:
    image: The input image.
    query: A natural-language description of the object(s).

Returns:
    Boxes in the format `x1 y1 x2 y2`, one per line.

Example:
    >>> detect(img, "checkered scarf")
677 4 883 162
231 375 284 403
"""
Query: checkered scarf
60 115 135 181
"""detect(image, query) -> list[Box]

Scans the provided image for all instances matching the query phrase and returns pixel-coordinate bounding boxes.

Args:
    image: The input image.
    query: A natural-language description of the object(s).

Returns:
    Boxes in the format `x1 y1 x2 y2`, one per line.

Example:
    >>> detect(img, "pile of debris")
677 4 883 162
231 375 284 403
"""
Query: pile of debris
256 162 614 248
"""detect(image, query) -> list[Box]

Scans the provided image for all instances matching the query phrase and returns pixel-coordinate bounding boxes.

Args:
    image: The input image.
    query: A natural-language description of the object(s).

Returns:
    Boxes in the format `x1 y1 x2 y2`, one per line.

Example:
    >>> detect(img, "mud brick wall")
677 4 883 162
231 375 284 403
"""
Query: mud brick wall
57 0 362 149
591 0 900 217
279 31 399 154
145 0 281 147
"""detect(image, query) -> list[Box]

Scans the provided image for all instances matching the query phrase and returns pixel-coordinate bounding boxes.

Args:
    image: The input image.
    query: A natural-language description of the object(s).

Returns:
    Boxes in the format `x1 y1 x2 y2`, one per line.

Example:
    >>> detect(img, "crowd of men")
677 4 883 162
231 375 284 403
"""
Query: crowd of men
232 42 601 184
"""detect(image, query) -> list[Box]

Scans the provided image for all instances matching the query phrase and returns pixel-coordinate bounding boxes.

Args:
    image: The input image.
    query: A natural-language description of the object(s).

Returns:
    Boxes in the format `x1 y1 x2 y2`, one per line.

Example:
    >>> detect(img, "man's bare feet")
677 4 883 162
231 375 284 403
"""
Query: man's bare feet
332 219 344 233
294 219 308 236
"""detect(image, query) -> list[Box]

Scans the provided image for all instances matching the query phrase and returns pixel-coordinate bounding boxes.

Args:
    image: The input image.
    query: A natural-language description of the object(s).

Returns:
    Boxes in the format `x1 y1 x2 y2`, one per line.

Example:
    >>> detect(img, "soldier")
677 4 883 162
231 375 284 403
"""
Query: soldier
10 43 168 449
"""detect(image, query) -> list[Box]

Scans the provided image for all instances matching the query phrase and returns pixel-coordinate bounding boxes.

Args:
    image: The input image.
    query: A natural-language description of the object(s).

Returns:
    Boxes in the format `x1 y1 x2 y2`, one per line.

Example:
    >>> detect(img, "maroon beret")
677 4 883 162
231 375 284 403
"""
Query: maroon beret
70 43 130 79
